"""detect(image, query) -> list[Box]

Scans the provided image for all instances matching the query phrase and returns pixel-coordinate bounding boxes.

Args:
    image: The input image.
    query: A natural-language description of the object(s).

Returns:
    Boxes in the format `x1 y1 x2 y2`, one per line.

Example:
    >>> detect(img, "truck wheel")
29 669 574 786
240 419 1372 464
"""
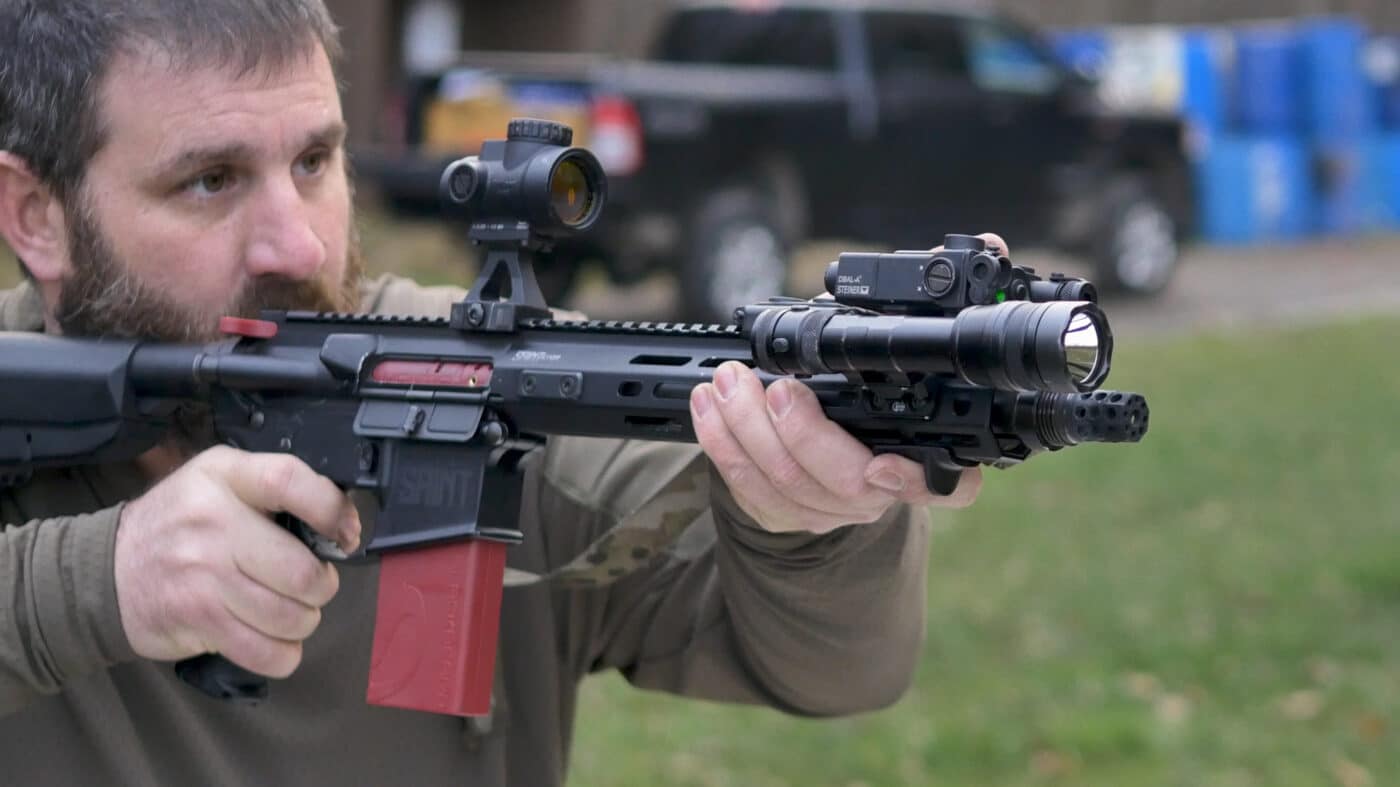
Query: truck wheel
682 188 790 324
1096 179 1179 296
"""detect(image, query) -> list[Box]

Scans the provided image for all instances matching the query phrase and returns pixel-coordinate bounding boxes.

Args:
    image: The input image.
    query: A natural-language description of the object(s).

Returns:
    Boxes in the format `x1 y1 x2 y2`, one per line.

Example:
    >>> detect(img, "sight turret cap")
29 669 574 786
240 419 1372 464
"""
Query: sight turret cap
507 118 573 146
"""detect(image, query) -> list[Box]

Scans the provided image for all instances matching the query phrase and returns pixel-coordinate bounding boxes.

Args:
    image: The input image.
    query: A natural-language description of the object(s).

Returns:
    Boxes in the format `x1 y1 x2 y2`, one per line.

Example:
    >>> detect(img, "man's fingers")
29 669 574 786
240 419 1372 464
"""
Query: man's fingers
975 232 1010 257
233 522 341 608
211 613 304 679
927 232 1010 257
204 447 359 551
764 377 901 502
864 453 984 509
706 363 891 519
222 572 325 642
692 382 882 532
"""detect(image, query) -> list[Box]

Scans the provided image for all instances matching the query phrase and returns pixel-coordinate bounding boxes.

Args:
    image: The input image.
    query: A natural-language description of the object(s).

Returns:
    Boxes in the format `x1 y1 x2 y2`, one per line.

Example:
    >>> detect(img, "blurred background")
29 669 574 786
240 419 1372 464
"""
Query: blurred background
7 0 1400 784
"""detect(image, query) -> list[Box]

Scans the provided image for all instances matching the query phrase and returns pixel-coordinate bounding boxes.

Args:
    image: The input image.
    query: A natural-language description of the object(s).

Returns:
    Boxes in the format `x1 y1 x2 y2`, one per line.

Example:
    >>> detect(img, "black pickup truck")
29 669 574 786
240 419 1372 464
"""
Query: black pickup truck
359 0 1194 323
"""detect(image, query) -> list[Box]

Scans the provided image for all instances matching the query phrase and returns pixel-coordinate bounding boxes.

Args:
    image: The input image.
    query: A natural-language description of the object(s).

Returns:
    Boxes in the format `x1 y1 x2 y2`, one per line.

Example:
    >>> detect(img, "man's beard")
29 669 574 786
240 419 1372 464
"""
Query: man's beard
54 196 365 343
52 192 367 457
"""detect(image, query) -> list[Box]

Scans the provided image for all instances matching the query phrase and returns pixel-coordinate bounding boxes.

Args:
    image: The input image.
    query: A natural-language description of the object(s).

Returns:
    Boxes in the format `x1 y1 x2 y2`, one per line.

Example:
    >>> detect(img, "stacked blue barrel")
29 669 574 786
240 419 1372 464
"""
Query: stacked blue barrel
1050 16 1400 245
1366 35 1400 228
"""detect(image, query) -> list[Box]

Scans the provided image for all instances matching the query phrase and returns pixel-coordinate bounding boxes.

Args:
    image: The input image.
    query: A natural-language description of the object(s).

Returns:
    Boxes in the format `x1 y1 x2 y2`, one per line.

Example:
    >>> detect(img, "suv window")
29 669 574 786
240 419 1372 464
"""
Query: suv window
654 8 838 71
864 13 969 81
964 21 1061 94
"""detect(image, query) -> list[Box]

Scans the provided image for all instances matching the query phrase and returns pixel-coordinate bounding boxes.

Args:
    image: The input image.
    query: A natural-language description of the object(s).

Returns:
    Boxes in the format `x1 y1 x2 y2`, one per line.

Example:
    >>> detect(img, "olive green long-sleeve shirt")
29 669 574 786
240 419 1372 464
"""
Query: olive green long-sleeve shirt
0 275 930 786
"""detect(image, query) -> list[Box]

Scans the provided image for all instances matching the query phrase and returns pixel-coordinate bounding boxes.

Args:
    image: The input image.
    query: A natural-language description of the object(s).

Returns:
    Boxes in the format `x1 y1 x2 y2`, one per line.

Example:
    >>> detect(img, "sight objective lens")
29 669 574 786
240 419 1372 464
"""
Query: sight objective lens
549 158 594 227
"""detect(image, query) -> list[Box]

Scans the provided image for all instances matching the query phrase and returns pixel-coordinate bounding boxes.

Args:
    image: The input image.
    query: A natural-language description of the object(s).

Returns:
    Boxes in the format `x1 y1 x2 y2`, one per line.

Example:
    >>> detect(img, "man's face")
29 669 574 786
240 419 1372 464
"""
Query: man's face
55 41 362 341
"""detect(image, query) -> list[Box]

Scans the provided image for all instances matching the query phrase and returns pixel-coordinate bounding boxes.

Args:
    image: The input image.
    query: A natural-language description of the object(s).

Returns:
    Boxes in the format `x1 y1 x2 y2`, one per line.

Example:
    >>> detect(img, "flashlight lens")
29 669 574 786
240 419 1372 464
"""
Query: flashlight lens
550 159 594 227
1063 311 1101 385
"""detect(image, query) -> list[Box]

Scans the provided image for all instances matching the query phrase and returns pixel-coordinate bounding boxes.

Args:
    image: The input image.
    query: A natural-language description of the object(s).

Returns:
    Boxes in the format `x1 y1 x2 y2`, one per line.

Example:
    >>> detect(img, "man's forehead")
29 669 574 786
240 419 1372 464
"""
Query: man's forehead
97 41 340 160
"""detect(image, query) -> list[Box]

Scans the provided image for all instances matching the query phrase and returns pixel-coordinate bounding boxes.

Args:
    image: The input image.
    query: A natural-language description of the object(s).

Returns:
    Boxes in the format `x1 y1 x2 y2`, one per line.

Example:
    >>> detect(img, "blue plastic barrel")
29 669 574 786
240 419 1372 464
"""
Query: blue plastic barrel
1183 30 1226 128
1180 28 1229 157
1231 25 1303 135
1359 135 1400 227
1369 37 1400 130
1196 136 1315 244
1312 143 1365 235
1298 18 1373 145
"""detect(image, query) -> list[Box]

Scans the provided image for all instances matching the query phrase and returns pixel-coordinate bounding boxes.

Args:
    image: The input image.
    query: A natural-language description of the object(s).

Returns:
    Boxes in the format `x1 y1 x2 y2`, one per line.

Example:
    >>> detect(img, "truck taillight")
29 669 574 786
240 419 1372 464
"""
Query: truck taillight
382 90 409 151
589 96 644 176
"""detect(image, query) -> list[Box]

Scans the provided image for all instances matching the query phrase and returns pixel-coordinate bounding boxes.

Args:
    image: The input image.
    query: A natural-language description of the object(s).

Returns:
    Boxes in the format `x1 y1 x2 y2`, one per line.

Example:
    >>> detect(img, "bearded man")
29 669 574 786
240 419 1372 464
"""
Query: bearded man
0 2 979 784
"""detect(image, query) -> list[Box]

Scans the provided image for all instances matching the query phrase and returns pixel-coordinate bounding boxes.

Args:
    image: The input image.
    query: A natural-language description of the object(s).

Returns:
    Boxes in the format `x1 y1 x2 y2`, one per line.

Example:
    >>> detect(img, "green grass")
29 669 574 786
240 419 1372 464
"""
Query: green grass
569 316 1400 787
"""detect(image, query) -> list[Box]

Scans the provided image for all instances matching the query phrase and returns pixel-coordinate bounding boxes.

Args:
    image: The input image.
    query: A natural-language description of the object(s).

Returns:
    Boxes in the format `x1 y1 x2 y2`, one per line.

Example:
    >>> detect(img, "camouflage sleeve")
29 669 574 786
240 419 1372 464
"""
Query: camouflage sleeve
542 438 932 718
0 506 137 717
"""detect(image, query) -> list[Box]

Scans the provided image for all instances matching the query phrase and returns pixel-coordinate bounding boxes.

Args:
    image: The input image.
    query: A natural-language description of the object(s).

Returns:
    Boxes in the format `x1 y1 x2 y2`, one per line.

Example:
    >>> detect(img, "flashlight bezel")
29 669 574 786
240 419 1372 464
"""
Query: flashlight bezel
951 300 1113 394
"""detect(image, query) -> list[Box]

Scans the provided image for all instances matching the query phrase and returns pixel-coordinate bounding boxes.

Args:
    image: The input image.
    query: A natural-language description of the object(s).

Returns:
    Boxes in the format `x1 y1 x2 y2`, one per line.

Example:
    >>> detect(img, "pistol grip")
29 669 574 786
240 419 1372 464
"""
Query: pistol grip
175 653 268 703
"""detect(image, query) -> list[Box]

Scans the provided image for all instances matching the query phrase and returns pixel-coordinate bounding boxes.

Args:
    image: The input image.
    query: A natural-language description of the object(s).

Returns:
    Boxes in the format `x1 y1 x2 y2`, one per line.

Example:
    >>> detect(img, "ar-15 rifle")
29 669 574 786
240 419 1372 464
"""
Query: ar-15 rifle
0 118 1148 717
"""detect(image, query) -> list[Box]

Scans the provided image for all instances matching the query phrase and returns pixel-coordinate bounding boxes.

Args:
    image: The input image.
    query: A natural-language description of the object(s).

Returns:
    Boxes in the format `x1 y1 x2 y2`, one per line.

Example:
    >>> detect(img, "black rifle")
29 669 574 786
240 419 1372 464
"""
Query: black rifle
0 119 1148 716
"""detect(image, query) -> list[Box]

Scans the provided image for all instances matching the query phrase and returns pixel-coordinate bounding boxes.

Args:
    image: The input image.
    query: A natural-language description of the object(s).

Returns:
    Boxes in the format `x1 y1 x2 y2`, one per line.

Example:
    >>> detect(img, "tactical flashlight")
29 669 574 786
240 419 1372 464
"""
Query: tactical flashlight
743 298 1113 394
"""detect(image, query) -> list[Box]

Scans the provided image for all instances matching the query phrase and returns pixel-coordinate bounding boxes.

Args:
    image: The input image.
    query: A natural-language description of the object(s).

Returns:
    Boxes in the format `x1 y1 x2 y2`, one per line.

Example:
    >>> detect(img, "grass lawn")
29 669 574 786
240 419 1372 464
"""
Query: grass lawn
569 315 1400 787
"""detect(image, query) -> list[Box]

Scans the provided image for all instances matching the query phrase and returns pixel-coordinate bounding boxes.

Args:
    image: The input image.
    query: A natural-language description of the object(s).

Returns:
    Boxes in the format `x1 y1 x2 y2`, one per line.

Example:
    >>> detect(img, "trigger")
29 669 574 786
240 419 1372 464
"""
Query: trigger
275 513 351 562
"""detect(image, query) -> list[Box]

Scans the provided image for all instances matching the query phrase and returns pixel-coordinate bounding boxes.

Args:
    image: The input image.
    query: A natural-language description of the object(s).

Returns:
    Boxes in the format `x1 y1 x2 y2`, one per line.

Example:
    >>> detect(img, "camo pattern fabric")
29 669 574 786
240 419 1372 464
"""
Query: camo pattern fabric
503 452 710 588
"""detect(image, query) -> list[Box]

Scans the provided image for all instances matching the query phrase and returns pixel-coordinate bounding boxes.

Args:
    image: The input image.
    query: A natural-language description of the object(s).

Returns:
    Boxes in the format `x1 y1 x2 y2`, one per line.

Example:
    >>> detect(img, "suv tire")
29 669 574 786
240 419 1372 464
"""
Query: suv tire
1095 177 1179 296
681 187 790 324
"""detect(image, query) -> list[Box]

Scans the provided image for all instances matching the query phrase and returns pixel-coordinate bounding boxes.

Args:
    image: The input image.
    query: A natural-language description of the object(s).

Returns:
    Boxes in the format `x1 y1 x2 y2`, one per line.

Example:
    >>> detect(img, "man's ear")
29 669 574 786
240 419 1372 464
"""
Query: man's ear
0 152 70 283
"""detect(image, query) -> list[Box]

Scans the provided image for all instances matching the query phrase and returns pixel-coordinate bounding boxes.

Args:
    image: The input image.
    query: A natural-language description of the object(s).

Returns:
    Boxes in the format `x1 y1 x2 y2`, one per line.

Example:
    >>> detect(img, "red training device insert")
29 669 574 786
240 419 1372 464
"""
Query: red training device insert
365 539 507 717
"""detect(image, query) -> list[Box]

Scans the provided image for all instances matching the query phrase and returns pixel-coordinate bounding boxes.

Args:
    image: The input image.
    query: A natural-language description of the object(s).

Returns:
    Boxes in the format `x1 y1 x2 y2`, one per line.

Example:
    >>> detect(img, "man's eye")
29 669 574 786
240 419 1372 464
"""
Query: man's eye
297 150 328 176
188 170 230 196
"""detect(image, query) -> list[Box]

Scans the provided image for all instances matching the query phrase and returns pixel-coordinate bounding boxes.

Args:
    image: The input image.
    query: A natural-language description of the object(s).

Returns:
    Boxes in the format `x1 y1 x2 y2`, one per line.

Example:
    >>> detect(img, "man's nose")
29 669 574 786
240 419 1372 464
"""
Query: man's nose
243 176 326 280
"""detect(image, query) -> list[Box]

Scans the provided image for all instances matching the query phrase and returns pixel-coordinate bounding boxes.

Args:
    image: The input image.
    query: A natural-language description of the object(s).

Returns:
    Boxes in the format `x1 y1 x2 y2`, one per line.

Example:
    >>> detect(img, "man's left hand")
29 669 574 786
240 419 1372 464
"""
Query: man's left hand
690 362 982 535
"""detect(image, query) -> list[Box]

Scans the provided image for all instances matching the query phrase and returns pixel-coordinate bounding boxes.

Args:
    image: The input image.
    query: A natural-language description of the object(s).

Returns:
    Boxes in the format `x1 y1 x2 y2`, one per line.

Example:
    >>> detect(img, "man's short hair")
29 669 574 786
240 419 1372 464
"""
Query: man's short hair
0 0 343 203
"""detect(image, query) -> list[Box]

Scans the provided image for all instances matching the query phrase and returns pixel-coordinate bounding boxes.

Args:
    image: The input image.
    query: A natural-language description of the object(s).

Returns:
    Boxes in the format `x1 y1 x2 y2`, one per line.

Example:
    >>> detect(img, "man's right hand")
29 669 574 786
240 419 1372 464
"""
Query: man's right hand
113 446 361 678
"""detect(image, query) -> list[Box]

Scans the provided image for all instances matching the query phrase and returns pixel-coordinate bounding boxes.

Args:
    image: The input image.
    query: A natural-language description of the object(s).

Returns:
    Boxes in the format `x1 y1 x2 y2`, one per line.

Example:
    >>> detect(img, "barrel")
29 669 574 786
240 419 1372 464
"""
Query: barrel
1368 36 1400 130
1312 143 1365 235
1231 24 1302 136
1359 135 1400 228
1181 28 1229 156
1298 18 1373 145
1196 136 1314 244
